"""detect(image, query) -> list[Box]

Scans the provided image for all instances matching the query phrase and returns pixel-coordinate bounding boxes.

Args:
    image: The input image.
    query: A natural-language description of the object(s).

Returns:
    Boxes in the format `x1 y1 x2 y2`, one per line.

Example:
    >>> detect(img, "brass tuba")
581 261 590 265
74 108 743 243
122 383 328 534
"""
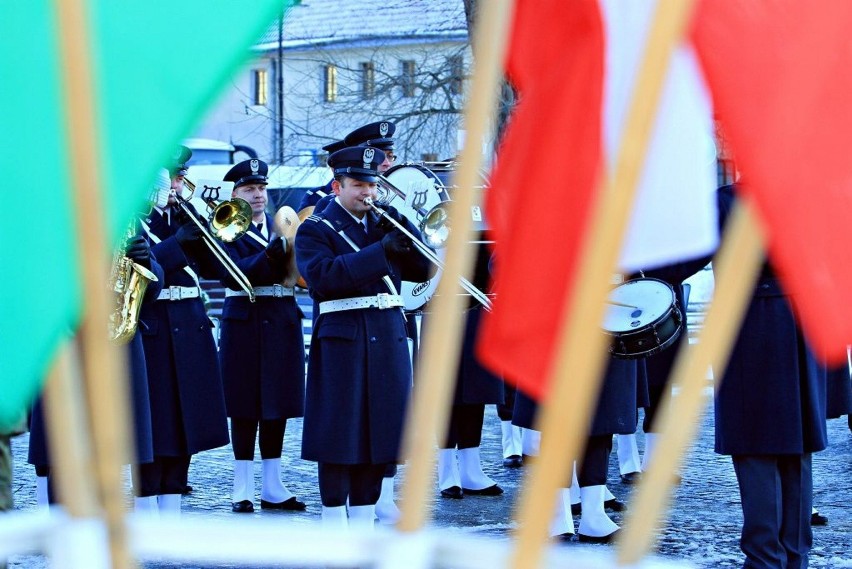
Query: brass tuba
108 221 158 345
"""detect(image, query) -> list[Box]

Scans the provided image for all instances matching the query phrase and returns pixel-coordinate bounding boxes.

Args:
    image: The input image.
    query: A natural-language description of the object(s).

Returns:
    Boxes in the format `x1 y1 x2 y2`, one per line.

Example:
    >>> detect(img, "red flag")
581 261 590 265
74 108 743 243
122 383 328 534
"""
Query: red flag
477 0 605 400
691 1 852 364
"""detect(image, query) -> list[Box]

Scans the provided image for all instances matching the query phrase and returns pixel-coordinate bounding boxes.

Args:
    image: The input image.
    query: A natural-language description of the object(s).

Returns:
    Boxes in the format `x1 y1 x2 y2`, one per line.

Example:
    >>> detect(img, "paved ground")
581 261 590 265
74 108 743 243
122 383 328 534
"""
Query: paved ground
4 398 852 568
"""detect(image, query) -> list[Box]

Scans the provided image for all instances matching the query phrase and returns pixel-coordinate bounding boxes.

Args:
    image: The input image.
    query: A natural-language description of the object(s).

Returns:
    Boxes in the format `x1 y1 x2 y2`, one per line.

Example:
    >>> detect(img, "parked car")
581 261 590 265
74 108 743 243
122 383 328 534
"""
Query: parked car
183 137 258 166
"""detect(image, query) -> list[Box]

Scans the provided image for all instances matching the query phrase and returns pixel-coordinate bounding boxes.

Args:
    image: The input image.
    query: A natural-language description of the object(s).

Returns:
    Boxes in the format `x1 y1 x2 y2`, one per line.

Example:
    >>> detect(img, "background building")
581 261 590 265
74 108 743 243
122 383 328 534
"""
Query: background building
192 0 471 168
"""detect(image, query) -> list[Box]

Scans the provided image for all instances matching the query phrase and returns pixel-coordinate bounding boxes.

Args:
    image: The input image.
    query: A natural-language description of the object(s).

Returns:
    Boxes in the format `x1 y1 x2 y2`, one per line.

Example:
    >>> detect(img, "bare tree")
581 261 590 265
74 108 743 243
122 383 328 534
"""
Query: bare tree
235 41 473 166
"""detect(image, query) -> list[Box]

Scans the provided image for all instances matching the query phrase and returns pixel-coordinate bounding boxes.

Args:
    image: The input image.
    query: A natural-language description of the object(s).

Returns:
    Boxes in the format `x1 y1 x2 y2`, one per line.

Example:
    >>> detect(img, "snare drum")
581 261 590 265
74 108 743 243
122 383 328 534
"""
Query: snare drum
601 278 683 359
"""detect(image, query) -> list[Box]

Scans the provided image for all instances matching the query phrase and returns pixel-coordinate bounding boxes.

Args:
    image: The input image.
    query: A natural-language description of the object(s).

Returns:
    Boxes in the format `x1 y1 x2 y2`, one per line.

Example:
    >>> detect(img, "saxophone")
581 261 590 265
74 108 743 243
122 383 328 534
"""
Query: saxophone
108 221 158 345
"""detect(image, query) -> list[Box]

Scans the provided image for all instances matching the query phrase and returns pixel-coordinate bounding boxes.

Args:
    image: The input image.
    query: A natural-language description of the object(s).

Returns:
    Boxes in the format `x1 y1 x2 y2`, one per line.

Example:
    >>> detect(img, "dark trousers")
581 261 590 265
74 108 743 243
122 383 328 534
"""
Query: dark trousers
443 403 485 449
231 418 286 460
577 434 612 487
643 381 669 433
136 455 192 497
732 454 813 569
497 384 517 422
317 462 386 507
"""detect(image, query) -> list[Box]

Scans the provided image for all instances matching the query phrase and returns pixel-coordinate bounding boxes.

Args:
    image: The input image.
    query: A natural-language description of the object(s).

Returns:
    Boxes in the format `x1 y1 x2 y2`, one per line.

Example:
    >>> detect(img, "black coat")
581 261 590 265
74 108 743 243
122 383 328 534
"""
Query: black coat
714 185 827 455
295 200 432 464
219 214 305 420
139 209 229 456
29 252 165 467
451 245 503 405
825 359 852 419
512 356 639 436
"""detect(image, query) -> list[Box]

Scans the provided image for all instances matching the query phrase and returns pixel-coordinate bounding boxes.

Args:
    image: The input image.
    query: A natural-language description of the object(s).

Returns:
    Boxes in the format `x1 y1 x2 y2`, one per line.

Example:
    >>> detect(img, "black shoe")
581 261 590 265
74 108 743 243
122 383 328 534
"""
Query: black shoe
260 497 307 511
232 500 254 513
811 511 828 526
440 486 464 499
571 503 581 516
503 455 523 468
462 484 504 496
620 472 641 485
555 532 575 543
577 529 620 544
604 498 626 512
181 485 193 495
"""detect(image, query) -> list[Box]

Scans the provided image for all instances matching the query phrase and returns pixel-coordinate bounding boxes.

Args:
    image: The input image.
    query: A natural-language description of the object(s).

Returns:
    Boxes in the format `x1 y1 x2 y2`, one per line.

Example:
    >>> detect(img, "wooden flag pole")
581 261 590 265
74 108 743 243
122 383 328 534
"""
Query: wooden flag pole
397 0 514 533
42 339 100 517
510 2 695 568
54 1 136 568
617 199 766 565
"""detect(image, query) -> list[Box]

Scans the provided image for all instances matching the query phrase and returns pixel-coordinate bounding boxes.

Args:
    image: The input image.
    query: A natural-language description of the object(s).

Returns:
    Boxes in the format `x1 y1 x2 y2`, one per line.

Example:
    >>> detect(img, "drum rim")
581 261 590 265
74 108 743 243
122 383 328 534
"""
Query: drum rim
602 277 677 333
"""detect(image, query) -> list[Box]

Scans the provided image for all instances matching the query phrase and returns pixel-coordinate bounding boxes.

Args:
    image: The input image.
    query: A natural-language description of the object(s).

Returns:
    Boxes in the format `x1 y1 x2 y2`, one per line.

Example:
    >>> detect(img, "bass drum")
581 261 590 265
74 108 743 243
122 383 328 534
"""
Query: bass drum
382 164 450 311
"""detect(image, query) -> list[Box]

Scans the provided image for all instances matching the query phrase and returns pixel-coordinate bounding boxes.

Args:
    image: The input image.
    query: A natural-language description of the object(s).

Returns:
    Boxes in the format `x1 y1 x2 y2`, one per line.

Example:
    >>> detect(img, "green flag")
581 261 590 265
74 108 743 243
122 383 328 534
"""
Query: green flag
0 0 296 428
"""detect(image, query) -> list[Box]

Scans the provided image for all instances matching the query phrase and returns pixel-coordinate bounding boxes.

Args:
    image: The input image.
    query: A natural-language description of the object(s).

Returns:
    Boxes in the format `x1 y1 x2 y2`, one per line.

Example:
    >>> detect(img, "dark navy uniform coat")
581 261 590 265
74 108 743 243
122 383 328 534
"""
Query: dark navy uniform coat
825 360 852 419
28 251 165 467
297 179 333 212
714 185 827 456
295 200 432 464
139 210 230 456
452 245 503 405
511 356 639 436
219 213 305 420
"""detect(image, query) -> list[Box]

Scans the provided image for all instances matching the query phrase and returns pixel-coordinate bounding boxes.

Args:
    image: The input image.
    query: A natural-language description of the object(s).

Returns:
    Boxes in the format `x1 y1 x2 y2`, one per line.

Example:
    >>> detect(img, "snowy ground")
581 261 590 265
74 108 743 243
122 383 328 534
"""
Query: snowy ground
4 396 851 568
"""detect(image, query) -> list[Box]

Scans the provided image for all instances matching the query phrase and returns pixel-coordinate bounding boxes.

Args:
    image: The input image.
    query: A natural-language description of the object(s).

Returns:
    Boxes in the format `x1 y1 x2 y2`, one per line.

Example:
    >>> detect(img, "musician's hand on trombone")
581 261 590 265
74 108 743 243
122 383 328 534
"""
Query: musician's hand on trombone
381 230 412 260
175 222 205 247
174 200 205 226
265 236 288 263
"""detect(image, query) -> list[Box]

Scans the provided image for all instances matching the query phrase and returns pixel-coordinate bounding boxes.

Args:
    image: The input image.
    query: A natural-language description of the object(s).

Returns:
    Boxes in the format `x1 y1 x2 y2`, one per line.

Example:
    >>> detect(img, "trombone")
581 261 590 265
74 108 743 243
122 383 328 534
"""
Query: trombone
364 197 493 310
175 178 256 302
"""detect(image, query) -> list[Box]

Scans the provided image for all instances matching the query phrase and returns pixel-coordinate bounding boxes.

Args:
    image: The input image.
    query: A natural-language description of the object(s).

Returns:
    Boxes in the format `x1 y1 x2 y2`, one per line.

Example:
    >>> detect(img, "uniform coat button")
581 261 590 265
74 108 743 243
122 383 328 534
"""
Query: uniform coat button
370 337 377 343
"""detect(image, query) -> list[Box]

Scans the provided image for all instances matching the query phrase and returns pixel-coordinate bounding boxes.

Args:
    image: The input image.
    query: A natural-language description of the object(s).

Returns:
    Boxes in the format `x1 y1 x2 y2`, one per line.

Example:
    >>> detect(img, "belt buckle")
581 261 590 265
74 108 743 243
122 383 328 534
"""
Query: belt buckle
376 293 391 310
272 284 284 297
168 286 182 301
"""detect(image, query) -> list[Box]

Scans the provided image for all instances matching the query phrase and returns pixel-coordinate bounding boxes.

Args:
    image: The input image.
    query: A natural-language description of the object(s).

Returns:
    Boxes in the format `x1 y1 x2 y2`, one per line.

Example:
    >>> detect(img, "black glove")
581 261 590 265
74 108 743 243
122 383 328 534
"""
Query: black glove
382 229 412 260
173 202 202 226
375 214 396 234
175 222 205 247
125 235 151 268
265 236 288 263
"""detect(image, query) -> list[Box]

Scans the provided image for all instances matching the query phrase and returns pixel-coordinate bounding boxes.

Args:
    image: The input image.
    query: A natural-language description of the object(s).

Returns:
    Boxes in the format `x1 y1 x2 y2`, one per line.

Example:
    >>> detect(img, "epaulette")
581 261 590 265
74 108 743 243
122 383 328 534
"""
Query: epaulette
305 215 321 223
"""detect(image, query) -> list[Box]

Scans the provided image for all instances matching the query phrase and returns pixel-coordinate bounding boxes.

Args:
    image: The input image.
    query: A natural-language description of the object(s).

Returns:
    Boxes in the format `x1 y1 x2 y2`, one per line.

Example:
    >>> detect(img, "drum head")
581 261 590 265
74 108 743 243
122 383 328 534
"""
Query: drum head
602 279 675 333
383 165 450 310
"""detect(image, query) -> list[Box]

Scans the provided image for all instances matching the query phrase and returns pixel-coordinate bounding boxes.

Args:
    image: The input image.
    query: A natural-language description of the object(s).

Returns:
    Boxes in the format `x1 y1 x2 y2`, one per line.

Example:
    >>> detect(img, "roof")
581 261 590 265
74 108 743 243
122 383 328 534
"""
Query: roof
256 0 468 51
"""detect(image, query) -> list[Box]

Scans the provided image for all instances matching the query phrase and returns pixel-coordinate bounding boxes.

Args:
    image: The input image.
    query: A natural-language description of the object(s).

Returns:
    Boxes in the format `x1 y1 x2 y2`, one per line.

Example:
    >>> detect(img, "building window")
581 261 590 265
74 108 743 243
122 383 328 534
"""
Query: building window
323 65 337 103
361 62 375 100
253 69 268 106
448 55 464 95
401 60 416 97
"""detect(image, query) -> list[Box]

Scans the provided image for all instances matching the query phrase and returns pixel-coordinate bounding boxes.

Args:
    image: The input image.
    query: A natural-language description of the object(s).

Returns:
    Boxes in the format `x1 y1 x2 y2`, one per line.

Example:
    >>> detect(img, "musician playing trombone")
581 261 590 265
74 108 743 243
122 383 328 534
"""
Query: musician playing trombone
303 121 406 524
136 146 230 515
295 146 434 529
217 159 307 514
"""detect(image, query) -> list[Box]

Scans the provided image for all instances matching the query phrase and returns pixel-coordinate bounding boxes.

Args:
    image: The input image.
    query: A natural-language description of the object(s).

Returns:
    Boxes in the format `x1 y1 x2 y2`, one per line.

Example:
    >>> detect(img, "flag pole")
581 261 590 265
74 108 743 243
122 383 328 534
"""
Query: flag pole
42 339 112 569
42 339 100 517
510 1 695 568
54 1 136 568
617 199 765 564
397 0 514 532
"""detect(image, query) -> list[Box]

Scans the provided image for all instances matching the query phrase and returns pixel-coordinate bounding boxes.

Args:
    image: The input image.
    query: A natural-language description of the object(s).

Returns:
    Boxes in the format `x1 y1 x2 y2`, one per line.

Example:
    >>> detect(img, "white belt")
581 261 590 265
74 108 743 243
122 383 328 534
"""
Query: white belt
319 293 404 315
157 286 201 301
226 285 294 298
